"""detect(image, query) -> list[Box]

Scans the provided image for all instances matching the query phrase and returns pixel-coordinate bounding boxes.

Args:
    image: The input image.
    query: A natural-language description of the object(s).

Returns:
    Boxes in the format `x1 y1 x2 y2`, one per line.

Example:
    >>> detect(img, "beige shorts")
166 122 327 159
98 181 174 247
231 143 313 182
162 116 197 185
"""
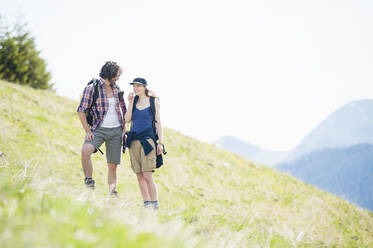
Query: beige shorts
129 138 157 173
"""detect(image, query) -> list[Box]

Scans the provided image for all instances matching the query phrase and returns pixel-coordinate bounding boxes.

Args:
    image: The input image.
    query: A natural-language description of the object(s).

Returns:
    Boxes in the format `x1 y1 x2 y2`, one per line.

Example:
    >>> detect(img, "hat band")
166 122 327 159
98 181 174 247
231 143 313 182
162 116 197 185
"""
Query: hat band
130 82 147 86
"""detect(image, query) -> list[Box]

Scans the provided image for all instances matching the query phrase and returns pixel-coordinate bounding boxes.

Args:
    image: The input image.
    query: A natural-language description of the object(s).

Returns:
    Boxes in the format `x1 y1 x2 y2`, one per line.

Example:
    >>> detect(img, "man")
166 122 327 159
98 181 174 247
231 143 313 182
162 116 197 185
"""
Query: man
77 61 126 196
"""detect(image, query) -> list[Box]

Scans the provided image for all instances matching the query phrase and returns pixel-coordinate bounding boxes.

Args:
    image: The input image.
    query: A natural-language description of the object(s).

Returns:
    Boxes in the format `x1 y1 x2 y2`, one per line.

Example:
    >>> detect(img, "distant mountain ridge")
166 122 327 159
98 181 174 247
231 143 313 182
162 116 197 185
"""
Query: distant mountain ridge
281 99 373 163
213 136 287 166
276 143 373 212
214 100 373 213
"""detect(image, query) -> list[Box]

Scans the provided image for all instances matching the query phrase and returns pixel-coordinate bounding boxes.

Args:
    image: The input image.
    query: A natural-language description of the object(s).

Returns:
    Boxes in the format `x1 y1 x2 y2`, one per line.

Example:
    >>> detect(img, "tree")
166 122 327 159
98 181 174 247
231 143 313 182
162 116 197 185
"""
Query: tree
0 16 52 89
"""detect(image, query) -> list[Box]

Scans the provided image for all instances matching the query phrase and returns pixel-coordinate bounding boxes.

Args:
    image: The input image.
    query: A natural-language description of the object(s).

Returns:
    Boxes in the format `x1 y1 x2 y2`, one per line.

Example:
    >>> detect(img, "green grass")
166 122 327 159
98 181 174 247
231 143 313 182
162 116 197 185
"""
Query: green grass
0 80 372 247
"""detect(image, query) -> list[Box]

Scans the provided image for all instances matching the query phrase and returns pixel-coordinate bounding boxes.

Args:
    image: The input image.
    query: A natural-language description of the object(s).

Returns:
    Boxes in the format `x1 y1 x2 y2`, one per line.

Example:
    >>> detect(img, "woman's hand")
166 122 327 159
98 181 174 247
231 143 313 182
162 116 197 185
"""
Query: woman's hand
156 143 164 155
127 92 134 103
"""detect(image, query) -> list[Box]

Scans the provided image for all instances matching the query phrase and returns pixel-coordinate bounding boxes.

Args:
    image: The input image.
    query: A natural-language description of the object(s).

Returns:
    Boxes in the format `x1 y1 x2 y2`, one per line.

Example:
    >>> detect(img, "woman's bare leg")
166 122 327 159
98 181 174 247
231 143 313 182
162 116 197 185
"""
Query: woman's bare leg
143 172 158 201
136 172 151 201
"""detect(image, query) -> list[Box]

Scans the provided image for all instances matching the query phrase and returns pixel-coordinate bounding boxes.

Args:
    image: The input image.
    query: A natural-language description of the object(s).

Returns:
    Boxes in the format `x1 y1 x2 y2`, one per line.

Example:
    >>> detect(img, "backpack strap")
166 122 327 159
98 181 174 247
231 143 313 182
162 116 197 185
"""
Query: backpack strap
86 78 99 108
130 95 139 132
132 95 139 114
87 78 95 86
92 79 99 107
150 96 158 139
150 97 156 122
86 78 100 128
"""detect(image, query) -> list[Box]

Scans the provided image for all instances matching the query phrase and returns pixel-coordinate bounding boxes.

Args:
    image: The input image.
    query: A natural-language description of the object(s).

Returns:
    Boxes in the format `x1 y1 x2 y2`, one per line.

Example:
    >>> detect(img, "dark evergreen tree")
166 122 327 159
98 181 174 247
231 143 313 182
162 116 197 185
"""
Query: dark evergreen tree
0 16 52 89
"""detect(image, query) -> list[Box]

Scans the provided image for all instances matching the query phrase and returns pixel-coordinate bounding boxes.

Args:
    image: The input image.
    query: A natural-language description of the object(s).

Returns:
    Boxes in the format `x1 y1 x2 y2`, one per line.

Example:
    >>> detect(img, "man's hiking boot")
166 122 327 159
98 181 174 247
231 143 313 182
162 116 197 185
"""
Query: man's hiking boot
84 178 95 189
109 190 118 197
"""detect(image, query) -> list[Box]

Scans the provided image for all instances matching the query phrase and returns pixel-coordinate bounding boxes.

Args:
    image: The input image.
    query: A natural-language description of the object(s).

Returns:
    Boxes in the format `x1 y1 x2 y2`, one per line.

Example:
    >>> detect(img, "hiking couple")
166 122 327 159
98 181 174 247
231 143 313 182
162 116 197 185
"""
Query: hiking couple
76 61 164 210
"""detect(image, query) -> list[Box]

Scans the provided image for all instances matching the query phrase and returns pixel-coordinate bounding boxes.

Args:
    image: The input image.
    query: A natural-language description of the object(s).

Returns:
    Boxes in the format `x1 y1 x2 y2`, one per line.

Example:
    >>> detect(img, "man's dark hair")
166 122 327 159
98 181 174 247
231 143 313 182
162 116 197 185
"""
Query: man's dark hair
99 61 121 82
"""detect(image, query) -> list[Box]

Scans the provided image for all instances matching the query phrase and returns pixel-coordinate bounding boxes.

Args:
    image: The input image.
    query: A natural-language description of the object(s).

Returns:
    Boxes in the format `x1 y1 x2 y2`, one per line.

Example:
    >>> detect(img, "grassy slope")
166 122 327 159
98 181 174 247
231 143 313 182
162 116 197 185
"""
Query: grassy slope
0 80 372 248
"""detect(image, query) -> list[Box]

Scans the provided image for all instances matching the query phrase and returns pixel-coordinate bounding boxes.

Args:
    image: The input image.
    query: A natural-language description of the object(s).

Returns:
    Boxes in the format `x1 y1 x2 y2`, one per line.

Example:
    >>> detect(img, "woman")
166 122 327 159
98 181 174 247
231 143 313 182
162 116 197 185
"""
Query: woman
124 77 163 210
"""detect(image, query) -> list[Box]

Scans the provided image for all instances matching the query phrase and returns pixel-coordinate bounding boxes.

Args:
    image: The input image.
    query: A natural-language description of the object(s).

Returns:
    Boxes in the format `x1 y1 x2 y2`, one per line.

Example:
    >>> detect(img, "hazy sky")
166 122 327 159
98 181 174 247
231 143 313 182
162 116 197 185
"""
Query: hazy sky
1 0 372 151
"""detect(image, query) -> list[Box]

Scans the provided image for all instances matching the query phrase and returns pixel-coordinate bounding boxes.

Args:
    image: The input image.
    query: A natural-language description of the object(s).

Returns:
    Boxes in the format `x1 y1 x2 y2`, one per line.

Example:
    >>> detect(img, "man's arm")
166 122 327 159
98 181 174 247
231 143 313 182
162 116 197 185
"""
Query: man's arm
117 89 127 142
77 112 91 133
77 85 93 114
77 85 94 141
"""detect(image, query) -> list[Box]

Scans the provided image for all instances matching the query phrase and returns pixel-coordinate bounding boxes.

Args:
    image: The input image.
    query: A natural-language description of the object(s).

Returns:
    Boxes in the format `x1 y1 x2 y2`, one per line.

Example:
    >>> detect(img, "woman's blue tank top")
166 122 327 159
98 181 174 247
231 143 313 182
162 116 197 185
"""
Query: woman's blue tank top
132 105 153 133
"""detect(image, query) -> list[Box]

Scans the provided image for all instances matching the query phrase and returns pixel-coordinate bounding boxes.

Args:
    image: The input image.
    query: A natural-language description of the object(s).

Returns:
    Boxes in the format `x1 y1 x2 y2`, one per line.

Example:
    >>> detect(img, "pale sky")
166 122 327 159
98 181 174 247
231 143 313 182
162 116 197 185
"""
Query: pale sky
1 0 372 151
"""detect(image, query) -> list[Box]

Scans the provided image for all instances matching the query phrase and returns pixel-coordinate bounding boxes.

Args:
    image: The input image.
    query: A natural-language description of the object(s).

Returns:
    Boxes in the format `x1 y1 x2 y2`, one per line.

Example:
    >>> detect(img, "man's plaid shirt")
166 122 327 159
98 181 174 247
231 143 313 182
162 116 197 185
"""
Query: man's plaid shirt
77 78 127 131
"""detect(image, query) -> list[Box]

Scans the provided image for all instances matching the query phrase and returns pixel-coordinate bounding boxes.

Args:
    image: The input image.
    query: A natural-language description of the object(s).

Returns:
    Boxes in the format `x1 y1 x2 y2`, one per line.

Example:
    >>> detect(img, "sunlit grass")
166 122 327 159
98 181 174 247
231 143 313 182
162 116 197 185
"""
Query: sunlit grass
0 80 372 247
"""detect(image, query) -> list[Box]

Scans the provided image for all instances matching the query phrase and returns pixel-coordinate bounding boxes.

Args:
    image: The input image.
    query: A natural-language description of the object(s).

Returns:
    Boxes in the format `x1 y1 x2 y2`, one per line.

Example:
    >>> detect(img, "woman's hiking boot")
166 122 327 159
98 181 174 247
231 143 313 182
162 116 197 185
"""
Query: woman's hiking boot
144 201 159 211
151 201 159 211
144 201 153 209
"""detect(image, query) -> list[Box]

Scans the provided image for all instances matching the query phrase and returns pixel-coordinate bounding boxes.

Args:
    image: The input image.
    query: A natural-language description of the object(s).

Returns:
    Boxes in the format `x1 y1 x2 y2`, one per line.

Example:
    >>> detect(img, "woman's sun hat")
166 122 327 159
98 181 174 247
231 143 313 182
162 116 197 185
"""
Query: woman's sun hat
130 77 147 87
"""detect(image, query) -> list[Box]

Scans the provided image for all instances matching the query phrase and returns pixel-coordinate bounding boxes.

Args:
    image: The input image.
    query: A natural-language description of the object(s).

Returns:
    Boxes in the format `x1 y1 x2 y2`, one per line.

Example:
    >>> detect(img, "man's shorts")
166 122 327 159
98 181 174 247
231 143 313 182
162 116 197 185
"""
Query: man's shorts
84 126 122 164
129 138 157 173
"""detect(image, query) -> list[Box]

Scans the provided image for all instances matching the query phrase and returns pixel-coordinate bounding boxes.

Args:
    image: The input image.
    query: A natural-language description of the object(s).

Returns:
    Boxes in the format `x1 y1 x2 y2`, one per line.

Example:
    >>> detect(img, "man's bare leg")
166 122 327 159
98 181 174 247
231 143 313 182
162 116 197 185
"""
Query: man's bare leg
108 163 118 195
81 144 95 188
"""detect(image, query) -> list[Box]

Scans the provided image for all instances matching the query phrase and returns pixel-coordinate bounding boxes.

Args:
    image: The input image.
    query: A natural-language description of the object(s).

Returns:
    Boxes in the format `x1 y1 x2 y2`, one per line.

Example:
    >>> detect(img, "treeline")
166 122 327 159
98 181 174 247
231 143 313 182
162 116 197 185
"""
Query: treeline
0 16 52 89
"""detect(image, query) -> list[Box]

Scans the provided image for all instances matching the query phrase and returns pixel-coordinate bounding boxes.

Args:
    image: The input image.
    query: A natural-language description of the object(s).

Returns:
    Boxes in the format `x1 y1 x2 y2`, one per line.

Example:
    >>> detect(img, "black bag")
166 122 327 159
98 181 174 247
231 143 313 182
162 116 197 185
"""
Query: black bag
125 95 167 168
85 79 100 126
83 79 104 155
148 96 167 168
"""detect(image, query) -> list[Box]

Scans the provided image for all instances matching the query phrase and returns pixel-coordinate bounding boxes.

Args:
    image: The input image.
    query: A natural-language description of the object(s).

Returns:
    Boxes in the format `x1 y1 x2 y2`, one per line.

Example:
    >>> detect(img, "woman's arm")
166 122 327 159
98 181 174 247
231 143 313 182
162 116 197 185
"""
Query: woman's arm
155 98 163 144
124 92 134 123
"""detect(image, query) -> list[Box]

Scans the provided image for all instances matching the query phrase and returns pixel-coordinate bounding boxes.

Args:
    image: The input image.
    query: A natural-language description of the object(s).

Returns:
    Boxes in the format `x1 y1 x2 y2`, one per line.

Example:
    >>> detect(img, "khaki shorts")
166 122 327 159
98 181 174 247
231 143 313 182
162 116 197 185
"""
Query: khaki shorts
129 138 157 173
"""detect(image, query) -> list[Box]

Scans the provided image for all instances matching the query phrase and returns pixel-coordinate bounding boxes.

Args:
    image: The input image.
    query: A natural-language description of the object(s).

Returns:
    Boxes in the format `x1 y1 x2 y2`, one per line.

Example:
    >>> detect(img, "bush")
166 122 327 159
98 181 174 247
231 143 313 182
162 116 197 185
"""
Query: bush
0 16 52 89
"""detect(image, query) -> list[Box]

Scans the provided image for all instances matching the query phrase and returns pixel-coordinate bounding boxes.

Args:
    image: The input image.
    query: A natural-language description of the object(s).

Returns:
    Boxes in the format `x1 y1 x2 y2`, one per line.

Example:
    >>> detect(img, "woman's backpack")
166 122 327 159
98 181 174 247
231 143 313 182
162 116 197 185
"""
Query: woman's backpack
132 95 167 168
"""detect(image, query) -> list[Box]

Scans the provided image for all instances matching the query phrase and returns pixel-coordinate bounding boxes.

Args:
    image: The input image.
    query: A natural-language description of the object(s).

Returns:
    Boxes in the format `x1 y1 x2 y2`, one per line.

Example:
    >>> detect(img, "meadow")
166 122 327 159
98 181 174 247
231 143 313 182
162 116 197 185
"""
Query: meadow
0 80 372 247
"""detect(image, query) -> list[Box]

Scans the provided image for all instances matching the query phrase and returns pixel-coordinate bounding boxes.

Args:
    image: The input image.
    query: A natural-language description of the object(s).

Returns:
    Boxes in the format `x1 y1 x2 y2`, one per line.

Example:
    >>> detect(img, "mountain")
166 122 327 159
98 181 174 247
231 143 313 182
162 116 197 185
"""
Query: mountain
213 136 287 166
276 143 373 212
282 99 373 163
0 80 372 247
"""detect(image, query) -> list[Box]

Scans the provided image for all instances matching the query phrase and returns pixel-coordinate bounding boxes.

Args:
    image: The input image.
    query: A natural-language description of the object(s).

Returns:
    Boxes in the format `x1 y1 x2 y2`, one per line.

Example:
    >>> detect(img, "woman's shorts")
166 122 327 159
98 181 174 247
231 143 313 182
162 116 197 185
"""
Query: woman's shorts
129 138 157 173
83 126 122 164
